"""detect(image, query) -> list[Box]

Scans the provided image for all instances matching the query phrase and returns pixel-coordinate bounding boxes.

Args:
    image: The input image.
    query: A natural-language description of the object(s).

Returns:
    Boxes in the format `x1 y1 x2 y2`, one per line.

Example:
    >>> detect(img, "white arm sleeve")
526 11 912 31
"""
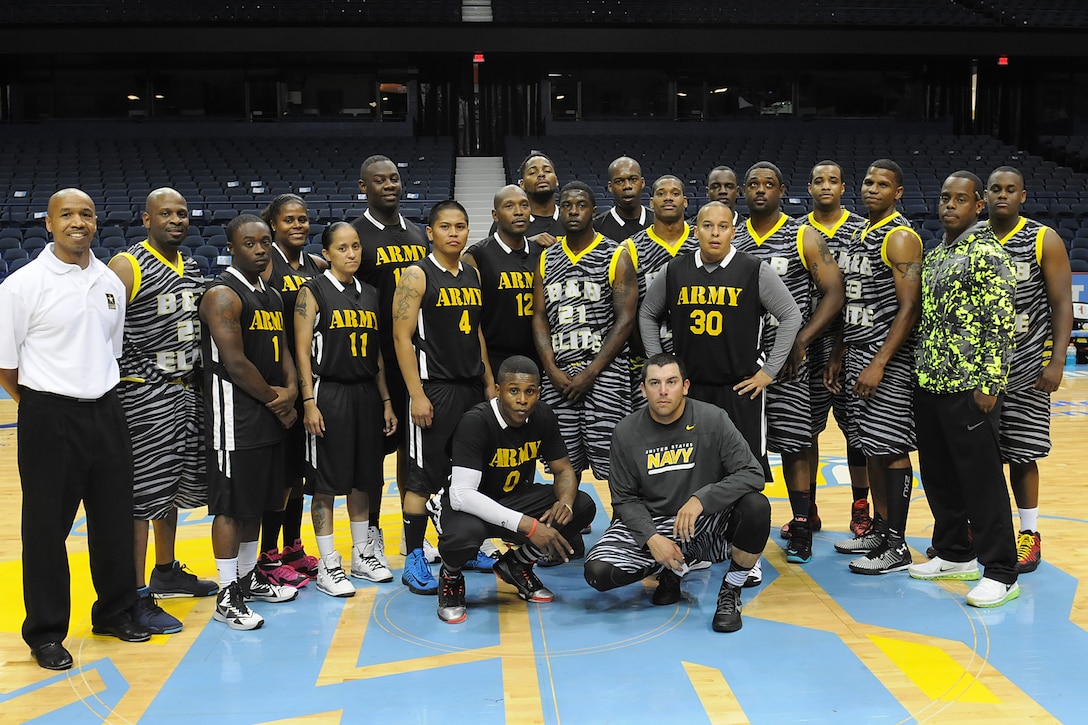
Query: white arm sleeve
448 466 525 532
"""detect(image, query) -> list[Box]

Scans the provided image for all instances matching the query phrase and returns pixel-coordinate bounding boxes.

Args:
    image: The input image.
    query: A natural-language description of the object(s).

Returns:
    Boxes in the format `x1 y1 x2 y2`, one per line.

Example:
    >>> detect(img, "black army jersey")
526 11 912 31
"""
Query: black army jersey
267 243 323 346
466 233 542 363
352 209 429 349
451 398 567 501
413 254 485 381
303 270 381 383
664 249 765 386
202 268 286 449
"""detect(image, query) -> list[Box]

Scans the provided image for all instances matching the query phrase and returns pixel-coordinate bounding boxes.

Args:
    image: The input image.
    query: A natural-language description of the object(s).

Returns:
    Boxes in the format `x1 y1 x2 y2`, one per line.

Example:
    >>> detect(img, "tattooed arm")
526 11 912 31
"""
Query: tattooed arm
391 264 432 427
853 228 922 398
199 286 282 405
293 284 324 436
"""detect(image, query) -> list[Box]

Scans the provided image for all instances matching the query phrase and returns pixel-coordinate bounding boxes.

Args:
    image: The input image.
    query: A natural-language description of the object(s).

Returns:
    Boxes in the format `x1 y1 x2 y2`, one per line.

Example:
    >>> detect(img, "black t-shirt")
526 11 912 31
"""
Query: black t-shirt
593 206 654 244
451 399 568 501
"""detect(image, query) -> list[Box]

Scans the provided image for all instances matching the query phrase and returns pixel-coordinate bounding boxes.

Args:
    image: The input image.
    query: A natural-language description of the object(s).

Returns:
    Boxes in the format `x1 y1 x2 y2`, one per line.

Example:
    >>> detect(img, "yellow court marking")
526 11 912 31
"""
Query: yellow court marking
257 711 344 724
316 585 546 724
869 634 999 703
681 661 749 725
747 546 1055 722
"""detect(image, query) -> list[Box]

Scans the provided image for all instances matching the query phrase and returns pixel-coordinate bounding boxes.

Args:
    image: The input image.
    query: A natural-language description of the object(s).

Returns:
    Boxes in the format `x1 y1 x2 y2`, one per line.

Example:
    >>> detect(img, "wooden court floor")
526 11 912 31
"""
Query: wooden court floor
2 374 1087 724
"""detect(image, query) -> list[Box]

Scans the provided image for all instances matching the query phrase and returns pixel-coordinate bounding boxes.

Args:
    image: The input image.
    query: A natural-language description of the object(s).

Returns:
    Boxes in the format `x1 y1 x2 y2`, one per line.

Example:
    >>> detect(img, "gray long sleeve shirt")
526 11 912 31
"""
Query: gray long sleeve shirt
609 398 765 546
638 248 802 380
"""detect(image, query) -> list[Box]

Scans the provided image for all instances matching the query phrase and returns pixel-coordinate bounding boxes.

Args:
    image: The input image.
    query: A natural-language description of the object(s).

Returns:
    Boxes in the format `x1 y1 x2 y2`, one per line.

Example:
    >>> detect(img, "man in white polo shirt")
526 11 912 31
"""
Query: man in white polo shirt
0 188 151 671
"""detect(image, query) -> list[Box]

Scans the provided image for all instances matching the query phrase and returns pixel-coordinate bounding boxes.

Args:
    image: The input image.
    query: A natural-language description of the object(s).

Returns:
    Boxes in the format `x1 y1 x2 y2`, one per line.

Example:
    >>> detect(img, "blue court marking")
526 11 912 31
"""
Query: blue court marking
2 659 130 723
142 592 509 724
31 482 1088 724
794 532 1088 723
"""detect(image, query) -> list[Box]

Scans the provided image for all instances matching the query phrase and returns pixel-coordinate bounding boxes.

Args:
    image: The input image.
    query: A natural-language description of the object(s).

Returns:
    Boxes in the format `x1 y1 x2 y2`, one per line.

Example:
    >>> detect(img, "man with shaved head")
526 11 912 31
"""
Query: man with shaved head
109 188 218 636
1 189 150 670
595 156 653 243
463 185 543 376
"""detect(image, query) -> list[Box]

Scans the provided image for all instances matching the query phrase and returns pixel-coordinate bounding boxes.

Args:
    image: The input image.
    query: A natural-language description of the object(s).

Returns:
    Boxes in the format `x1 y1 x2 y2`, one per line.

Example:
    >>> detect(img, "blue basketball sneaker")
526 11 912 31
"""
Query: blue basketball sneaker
402 548 438 595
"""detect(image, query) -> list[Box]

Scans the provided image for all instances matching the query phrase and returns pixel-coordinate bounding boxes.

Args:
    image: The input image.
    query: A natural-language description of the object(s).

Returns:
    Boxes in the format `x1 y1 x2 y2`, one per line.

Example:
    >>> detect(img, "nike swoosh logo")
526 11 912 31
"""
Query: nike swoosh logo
939 564 964 571
686 424 696 430
967 421 984 431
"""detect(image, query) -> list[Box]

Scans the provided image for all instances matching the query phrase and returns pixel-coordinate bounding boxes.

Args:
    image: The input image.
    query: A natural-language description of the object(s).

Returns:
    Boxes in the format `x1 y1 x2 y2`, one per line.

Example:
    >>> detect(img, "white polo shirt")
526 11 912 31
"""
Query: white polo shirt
0 243 126 399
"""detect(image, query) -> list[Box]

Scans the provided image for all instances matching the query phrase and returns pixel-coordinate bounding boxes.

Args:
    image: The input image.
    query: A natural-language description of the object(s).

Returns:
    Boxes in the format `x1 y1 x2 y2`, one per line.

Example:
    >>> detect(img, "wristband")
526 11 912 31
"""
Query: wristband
302 397 315 402
527 518 539 537
561 502 573 515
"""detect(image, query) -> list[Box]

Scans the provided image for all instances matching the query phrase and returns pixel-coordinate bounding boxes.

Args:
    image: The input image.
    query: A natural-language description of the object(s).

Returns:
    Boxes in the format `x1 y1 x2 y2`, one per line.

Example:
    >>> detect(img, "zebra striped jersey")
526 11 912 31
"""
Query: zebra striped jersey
805 209 868 335
628 223 699 301
993 217 1055 392
539 233 628 368
115 240 204 384
627 223 699 354
732 213 811 351
841 212 922 347
412 254 484 382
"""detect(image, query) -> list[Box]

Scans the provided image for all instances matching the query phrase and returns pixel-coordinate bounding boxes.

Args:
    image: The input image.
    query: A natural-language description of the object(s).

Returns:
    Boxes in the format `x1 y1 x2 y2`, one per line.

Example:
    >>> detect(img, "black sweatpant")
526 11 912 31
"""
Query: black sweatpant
434 483 597 567
915 388 1018 585
18 387 137 647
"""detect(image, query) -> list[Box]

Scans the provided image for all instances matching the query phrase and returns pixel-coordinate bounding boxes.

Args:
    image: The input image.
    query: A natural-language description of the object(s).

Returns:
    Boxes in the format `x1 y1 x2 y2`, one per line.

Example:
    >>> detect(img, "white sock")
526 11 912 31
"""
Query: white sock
1018 507 1039 533
215 558 238 589
238 540 259 577
316 533 336 559
350 520 369 551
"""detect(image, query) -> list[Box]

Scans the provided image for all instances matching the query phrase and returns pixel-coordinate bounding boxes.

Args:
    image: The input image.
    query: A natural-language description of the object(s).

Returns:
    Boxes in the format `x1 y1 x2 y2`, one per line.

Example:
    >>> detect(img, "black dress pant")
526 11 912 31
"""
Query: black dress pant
915 388 1018 585
18 387 137 648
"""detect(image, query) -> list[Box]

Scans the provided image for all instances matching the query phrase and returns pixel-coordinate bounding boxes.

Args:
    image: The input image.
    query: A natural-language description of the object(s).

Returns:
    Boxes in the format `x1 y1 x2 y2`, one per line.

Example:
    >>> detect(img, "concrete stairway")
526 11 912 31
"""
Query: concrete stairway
454 156 506 237
462 0 493 22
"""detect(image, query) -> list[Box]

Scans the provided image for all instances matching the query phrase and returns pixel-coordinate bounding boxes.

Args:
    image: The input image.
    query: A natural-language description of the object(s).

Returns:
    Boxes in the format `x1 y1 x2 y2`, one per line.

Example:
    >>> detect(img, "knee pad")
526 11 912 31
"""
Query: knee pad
583 559 615 592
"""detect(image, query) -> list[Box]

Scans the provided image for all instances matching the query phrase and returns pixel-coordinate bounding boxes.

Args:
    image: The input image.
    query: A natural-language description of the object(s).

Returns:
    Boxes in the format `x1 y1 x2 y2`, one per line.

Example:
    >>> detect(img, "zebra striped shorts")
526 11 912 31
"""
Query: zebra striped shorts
807 334 851 437
585 512 732 575
766 366 813 455
541 358 631 481
118 379 206 520
999 386 1051 463
842 343 917 457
